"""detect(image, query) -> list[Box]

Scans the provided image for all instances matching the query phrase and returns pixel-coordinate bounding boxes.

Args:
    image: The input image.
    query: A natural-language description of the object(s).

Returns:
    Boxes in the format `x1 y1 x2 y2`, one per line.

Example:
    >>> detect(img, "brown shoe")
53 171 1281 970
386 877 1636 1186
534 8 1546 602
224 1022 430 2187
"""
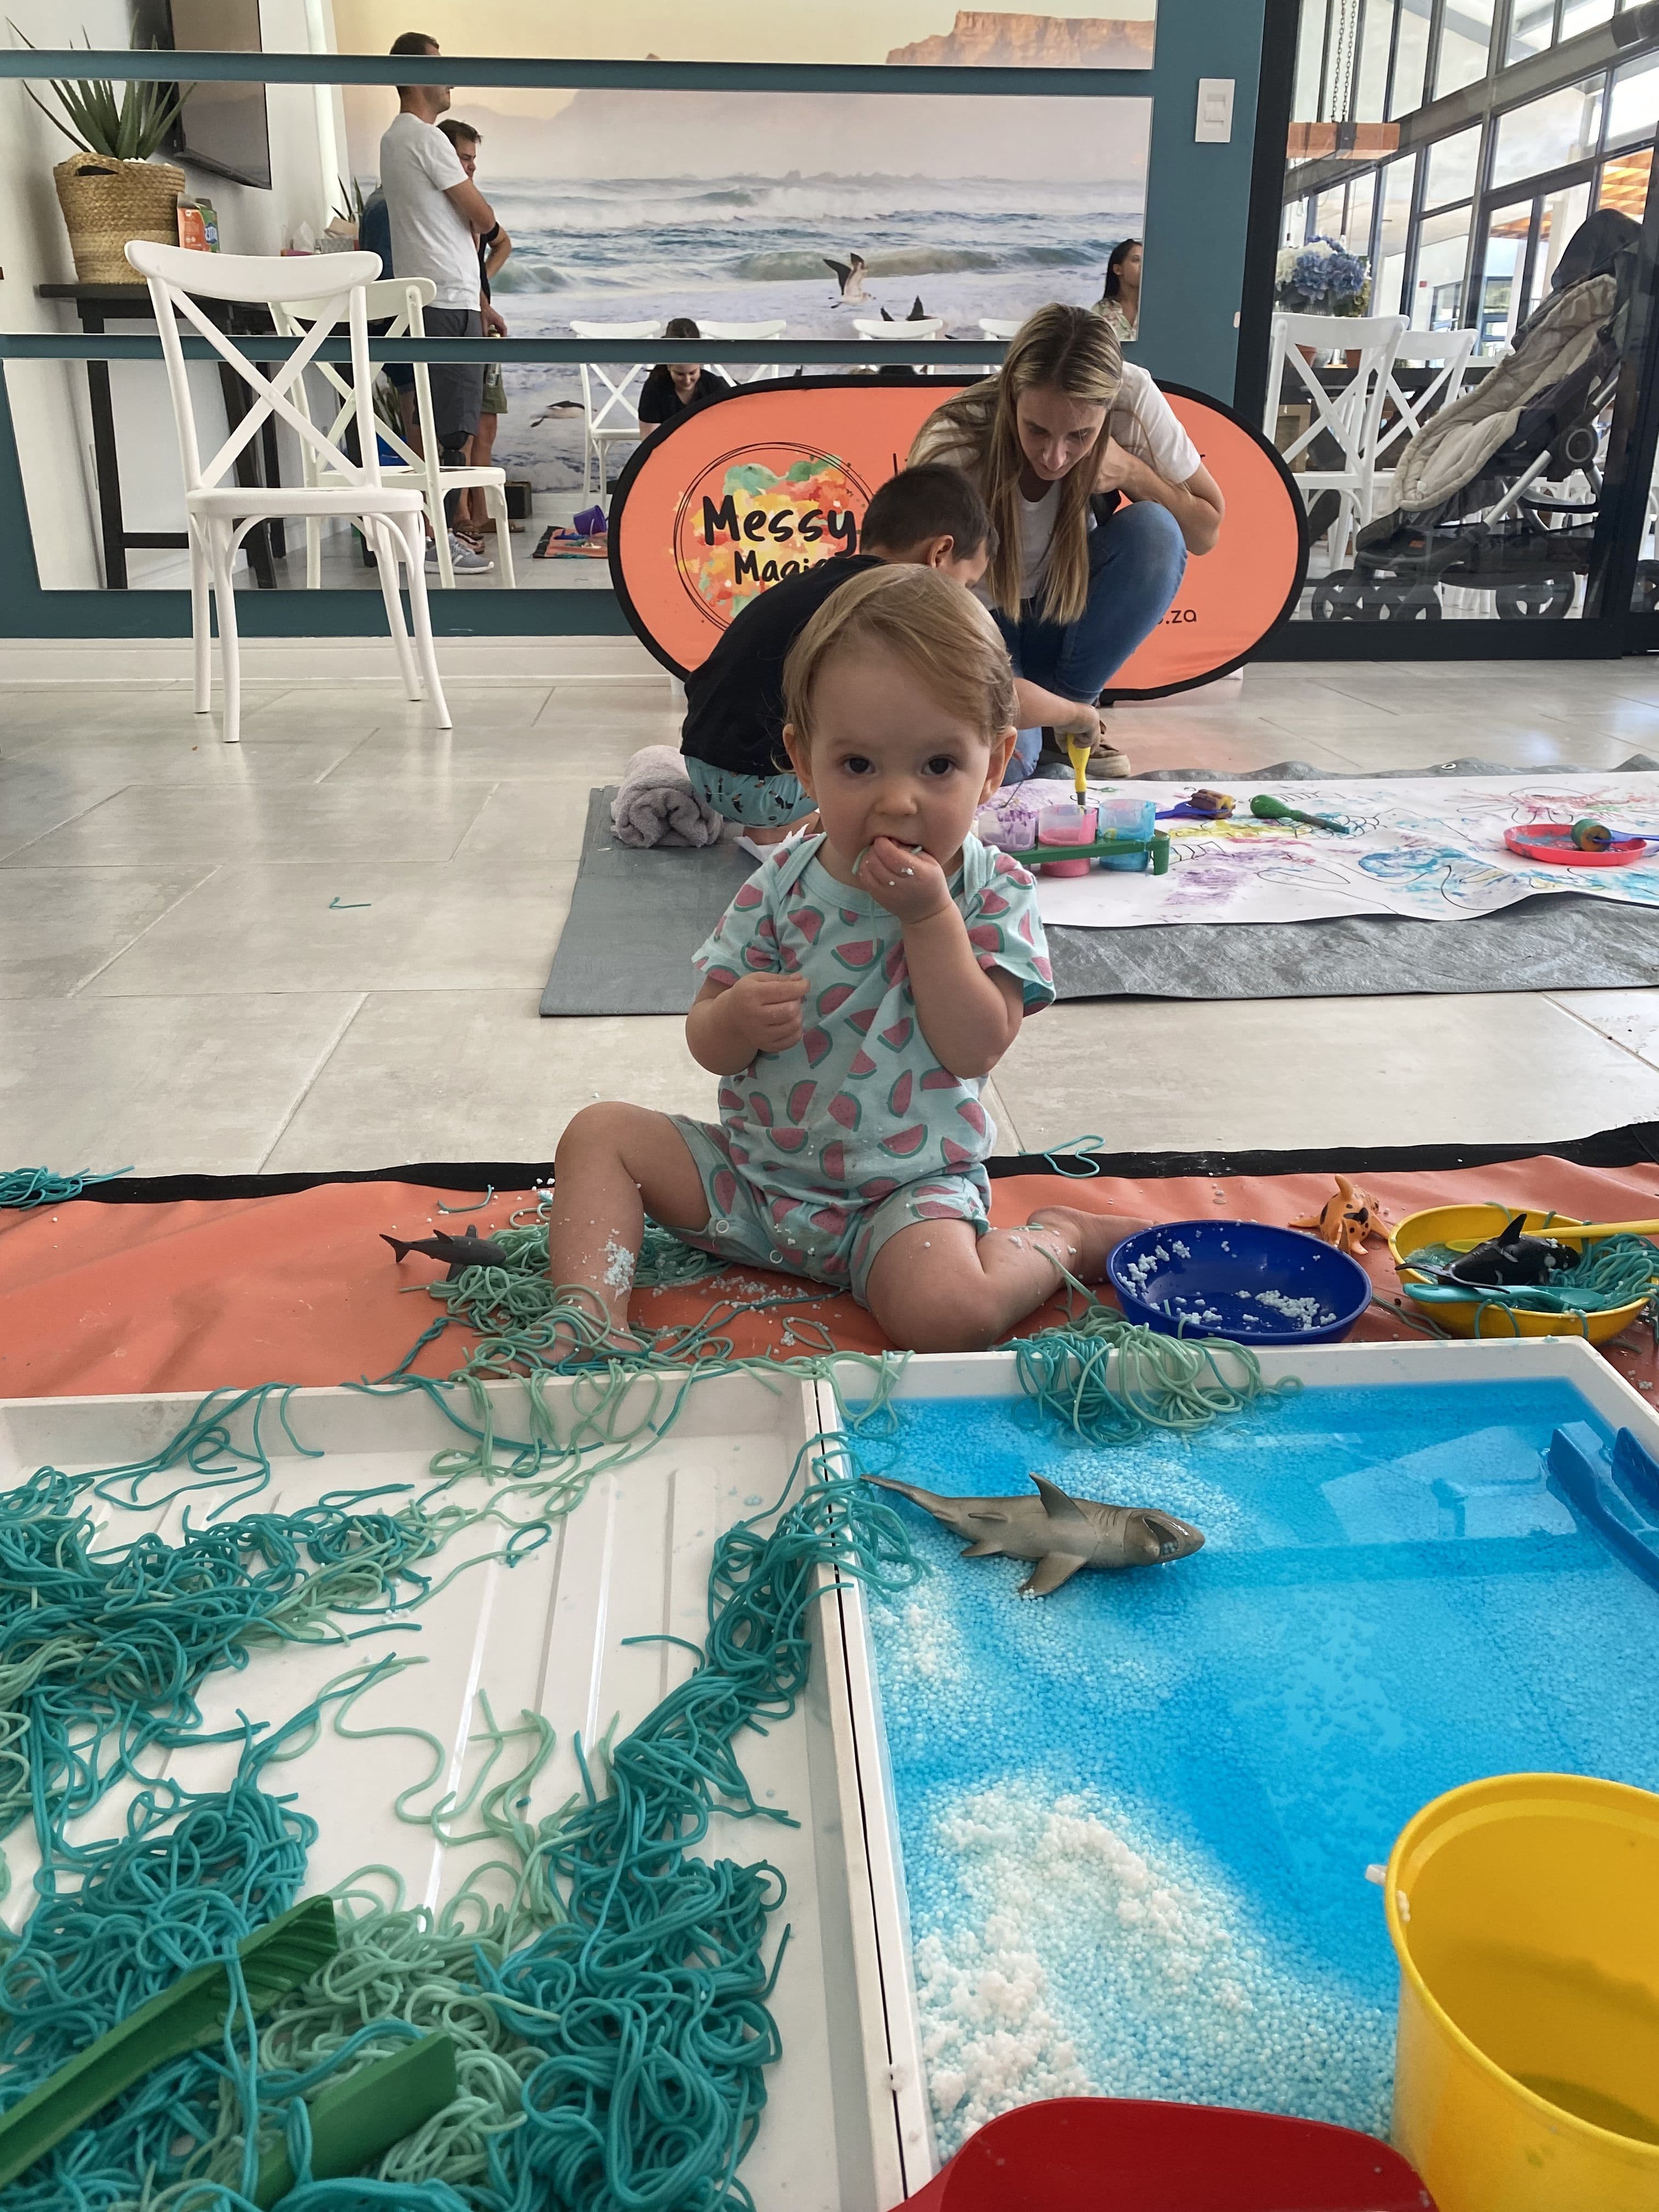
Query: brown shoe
1088 741 1132 778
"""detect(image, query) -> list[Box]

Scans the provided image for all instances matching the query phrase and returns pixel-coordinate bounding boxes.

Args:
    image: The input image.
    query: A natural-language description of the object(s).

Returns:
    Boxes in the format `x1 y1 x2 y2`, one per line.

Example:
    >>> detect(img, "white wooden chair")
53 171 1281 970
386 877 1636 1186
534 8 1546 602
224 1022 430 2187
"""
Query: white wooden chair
125 241 448 747
853 315 947 375
273 275 516 591
568 320 661 495
1265 311 1407 566
1368 325 1479 515
697 318 788 386
977 318 1023 341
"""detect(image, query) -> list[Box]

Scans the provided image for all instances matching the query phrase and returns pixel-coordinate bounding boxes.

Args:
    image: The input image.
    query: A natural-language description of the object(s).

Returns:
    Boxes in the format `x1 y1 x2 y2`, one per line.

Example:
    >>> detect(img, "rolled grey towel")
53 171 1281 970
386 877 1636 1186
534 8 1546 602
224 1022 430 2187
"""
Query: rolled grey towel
610 744 725 849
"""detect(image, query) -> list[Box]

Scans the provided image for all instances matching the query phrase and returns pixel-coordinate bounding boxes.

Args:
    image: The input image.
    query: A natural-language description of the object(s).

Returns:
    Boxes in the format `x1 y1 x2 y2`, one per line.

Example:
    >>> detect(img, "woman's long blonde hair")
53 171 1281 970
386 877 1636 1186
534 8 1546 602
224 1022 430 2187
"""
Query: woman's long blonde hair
909 303 1122 624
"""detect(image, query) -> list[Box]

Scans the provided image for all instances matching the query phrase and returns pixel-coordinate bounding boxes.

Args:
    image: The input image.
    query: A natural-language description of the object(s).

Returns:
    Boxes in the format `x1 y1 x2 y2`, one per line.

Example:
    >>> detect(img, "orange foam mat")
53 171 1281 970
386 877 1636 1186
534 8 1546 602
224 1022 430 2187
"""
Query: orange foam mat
3 1152 1659 1401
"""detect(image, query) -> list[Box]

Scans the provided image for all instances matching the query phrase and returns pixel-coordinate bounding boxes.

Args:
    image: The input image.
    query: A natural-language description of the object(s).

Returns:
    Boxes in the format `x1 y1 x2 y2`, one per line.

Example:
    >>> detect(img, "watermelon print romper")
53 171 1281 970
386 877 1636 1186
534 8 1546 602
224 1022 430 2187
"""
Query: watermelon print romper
675 832 1054 1308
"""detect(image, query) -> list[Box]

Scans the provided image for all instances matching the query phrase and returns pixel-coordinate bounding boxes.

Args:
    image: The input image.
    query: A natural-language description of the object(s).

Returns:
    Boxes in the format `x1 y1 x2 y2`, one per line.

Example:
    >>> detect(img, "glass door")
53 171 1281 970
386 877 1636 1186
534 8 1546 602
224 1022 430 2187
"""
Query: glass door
1260 0 1659 652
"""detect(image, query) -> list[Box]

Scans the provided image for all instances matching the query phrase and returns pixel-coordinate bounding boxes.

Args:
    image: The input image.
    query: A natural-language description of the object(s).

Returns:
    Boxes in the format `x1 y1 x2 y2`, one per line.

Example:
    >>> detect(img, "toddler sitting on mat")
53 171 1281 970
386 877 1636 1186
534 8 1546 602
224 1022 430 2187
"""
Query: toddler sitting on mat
550 565 1145 1352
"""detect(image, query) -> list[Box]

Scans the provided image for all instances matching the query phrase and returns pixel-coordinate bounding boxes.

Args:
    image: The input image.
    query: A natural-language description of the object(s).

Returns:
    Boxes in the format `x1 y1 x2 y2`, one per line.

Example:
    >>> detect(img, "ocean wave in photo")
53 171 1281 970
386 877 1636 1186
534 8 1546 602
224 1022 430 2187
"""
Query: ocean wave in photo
478 167 1142 492
728 241 1091 281
487 172 1141 318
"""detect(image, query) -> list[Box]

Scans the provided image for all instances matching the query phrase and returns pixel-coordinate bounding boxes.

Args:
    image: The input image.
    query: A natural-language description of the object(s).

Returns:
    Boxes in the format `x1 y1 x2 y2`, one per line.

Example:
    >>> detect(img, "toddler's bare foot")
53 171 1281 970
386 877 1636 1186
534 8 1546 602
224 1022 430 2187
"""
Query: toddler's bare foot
1025 1206 1152 1285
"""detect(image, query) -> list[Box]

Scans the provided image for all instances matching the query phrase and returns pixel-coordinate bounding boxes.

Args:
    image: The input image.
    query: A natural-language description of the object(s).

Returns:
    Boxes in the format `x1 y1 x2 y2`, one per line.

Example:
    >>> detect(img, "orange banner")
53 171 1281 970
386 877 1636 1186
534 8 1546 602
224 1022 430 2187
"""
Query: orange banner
607 375 1307 699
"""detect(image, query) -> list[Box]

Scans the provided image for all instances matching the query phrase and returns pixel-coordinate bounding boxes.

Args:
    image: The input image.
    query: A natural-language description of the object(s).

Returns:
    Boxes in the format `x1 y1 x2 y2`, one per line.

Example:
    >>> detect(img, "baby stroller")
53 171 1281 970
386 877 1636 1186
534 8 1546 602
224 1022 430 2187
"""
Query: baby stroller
1315 208 1641 622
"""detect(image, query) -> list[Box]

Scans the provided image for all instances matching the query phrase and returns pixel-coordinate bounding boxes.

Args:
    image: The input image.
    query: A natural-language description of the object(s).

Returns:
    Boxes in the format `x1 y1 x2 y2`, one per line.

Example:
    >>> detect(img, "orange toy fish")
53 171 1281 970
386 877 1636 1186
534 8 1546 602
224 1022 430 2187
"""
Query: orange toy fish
1290 1175 1390 1257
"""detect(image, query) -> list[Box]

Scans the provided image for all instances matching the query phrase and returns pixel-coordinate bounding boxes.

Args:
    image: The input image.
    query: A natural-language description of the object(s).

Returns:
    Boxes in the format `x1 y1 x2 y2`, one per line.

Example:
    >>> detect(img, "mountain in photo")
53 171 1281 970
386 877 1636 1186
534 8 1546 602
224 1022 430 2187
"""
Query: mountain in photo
887 12 1156 66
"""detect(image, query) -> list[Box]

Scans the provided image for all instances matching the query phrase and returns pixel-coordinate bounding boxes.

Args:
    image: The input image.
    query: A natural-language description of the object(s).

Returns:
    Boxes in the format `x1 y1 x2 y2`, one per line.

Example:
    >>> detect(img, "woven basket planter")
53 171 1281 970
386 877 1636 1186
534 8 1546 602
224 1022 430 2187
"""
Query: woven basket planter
53 154 185 284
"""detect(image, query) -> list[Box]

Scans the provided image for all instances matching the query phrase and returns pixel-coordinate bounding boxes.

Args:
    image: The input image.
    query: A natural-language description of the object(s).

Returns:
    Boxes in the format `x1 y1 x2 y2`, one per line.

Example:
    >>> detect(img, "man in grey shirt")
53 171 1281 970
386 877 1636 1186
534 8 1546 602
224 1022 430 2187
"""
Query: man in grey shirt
379 30 501 557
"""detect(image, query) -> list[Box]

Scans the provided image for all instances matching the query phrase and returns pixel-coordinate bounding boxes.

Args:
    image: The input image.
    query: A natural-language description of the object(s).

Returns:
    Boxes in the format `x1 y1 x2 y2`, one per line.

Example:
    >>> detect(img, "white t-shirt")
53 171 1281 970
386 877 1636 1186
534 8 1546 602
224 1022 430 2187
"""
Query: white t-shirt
1111 363 1202 484
1015 478 1063 600
377 111 478 311
914 364 1204 605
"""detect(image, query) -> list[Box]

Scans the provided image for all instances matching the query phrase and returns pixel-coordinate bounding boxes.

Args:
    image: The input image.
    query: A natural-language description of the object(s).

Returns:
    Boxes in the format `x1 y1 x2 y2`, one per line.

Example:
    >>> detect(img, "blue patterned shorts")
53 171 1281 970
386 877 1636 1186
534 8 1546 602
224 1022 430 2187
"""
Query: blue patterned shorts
668 1117 990 1308
685 757 810 828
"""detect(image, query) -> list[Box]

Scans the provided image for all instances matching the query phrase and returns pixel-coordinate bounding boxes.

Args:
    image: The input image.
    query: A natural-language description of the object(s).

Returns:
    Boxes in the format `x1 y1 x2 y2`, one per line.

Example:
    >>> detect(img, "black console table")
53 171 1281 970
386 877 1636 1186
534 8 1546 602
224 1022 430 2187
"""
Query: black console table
37 282 287 590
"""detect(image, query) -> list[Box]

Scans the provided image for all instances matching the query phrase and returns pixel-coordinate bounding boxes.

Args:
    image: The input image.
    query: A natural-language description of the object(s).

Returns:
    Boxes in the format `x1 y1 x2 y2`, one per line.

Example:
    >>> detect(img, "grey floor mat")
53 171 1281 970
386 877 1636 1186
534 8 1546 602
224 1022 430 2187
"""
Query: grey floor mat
541 788 752 1016
1047 895 1659 1000
544 774 1659 1015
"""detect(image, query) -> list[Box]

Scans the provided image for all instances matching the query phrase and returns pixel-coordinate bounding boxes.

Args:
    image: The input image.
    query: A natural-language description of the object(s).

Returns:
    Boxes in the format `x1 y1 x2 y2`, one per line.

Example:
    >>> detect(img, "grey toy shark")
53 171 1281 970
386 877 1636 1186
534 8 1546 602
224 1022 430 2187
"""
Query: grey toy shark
381 1224 512 1279
866 1472 1204 1598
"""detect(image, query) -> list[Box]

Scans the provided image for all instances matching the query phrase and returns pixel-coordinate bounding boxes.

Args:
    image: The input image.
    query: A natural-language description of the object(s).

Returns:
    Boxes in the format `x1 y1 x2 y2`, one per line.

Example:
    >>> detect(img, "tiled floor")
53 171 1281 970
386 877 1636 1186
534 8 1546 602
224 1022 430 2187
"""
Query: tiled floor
4 656 1659 1176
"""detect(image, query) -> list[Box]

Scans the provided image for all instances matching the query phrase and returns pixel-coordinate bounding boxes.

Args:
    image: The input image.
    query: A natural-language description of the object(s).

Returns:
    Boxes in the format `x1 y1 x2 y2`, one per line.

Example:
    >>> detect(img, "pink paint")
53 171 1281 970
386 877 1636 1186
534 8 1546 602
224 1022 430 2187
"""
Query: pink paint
1036 803 1097 878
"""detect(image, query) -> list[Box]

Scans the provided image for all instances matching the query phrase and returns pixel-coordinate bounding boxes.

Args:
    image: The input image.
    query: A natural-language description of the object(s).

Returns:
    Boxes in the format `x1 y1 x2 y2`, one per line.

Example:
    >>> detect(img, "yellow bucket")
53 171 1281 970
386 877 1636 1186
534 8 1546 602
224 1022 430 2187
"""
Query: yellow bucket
1386 1773 1659 2210
1389 1204 1647 1345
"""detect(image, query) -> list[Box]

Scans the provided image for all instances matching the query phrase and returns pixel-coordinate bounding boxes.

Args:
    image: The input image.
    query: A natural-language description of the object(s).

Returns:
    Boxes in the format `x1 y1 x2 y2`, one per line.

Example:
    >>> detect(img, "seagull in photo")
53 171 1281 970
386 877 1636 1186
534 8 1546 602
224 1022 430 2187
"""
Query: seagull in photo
881 296 932 322
824 251 870 303
531 400 584 425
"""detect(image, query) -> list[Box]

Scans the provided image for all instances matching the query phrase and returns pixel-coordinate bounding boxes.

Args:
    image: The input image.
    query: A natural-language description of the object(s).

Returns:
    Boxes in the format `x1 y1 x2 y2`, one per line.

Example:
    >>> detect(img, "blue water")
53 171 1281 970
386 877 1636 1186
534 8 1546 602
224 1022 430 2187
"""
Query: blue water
861 1381 1659 2149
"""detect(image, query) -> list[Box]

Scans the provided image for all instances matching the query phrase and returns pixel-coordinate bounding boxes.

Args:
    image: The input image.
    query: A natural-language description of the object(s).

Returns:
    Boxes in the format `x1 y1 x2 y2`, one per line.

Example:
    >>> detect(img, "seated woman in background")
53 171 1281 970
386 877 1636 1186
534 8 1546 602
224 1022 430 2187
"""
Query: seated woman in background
909 302 1223 782
637 320 733 426
1097 238 1142 342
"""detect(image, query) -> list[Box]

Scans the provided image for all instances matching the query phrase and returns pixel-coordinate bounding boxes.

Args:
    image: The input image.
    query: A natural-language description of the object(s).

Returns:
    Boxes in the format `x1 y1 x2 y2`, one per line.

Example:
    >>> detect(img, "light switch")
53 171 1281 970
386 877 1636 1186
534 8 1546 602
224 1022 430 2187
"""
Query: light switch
1195 77 1235 144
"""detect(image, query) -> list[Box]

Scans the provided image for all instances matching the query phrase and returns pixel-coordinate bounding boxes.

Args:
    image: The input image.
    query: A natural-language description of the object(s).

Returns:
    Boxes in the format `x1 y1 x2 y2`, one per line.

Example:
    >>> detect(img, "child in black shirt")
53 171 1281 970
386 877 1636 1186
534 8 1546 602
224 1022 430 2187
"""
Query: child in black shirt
681 464 991 846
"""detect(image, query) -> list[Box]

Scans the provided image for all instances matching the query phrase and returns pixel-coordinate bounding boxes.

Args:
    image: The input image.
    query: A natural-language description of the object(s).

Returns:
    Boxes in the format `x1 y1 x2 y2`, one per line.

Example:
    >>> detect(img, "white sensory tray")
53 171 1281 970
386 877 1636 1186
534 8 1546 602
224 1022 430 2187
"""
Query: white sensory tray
7 1335 1656 2208
0 1370 911 2212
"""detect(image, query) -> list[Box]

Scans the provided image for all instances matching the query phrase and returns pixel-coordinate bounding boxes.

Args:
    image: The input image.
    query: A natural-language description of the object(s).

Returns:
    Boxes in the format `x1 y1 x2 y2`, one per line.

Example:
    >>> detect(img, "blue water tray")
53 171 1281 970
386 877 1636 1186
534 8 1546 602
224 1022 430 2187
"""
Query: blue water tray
1547 1421 1659 1591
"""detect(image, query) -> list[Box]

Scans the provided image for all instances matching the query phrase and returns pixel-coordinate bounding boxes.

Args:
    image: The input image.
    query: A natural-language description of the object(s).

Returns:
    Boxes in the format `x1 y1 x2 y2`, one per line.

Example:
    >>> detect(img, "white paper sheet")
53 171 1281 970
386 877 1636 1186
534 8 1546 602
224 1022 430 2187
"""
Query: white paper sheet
1012 776 1659 930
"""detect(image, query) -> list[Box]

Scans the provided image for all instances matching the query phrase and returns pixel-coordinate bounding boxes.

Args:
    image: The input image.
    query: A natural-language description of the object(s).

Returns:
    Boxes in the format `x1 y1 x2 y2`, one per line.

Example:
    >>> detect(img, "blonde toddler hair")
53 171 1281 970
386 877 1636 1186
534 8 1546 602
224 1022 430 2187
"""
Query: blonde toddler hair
782 564 1015 748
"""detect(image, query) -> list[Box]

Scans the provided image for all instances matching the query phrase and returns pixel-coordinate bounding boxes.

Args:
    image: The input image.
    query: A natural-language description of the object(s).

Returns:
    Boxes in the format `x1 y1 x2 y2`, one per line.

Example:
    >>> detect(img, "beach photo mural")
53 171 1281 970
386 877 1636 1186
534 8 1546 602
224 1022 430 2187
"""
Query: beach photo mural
338 59 1150 496
331 1 1157 70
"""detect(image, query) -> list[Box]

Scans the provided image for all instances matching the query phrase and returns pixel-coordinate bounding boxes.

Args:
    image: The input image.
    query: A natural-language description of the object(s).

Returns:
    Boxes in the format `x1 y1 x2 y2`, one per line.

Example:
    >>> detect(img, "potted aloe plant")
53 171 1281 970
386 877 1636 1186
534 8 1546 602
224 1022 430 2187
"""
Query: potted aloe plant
13 29 194 284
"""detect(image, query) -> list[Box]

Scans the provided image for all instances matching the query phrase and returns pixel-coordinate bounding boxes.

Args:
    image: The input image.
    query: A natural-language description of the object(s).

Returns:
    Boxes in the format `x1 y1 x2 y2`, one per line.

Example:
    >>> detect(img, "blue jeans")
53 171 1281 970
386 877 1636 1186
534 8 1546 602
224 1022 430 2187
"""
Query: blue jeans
996 499 1188 782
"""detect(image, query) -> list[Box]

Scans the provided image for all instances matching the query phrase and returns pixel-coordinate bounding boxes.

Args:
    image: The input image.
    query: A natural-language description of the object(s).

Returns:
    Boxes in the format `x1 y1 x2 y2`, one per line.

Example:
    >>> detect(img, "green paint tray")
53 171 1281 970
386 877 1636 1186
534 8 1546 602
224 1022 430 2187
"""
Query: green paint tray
253 2031 460 2204
0 1894 338 2191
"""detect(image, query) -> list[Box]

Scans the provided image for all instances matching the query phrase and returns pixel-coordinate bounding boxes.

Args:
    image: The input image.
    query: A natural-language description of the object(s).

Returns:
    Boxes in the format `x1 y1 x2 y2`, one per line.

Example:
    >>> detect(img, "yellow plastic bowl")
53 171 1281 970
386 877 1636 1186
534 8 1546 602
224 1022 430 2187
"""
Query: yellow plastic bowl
1386 1772 1659 2210
1390 1203 1646 1345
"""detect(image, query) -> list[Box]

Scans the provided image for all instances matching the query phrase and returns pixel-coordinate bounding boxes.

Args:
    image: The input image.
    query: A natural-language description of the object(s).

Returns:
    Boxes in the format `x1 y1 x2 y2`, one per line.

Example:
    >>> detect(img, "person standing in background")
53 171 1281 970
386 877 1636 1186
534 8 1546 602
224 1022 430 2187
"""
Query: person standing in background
1096 238 1142 342
379 30 496 575
438 117 515 542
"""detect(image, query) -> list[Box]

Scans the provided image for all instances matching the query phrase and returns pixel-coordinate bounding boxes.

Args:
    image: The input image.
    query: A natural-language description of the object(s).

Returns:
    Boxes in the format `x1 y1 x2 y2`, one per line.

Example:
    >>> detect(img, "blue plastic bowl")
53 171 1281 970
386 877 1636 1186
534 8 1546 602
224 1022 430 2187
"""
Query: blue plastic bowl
1107 1219 1372 1346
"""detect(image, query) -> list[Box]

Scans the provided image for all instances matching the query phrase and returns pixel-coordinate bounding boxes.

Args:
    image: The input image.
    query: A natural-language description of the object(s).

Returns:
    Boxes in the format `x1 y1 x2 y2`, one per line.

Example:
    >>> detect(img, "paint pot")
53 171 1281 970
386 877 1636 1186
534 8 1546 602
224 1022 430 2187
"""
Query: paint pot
978 799 1039 851
1387 1771 1659 2210
1094 795 1158 872
1036 803 1096 877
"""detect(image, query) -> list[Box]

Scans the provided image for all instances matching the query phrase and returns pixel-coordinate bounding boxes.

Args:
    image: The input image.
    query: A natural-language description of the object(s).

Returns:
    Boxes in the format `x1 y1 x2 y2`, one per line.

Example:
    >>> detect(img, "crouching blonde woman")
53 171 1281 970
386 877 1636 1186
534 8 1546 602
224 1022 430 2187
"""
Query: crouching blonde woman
909 301 1224 780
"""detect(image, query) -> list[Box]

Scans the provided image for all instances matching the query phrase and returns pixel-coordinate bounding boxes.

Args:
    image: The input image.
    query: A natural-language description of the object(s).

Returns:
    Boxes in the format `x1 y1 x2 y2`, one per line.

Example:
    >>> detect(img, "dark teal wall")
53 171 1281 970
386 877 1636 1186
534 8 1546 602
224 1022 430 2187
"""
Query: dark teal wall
1139 0 1267 402
0 3 1272 640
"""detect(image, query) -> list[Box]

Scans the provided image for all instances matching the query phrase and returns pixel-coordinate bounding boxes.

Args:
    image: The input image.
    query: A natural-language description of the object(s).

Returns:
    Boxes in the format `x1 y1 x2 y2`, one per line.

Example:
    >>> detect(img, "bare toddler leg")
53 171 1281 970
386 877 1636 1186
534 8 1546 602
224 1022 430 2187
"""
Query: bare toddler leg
864 1207 1149 1354
548 1104 710 1350
1025 1205 1152 1283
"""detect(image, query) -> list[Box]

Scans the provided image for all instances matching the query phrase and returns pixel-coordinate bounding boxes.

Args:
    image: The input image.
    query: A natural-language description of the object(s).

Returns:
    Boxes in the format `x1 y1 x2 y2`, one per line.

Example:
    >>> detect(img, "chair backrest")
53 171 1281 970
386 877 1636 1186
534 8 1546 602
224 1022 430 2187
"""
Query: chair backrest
697 319 787 342
697 318 787 385
568 323 661 435
978 318 1023 341
127 241 383 498
1375 325 1479 468
853 317 945 342
1265 310 1407 477
272 276 439 484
